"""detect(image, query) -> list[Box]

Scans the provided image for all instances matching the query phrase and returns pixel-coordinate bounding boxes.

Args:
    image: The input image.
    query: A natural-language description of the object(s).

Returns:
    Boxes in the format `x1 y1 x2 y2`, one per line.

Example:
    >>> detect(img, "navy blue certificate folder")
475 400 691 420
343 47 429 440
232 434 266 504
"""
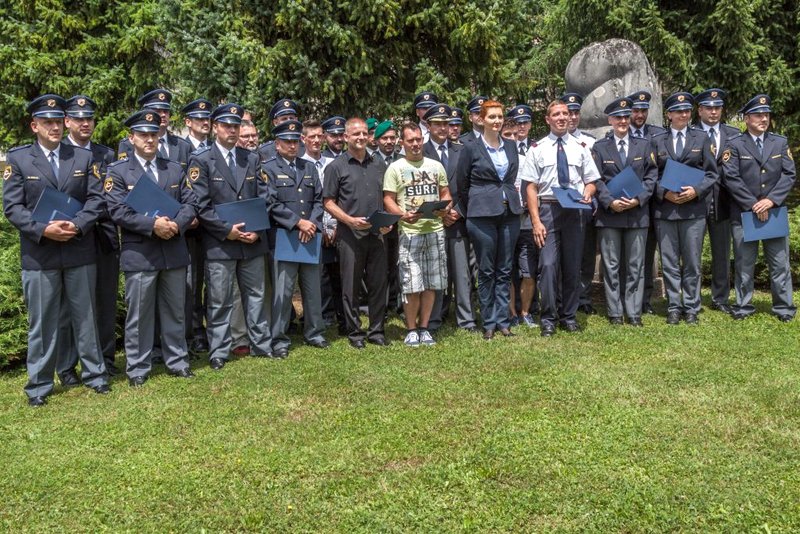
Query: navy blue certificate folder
606 167 644 199
553 187 592 210
215 198 270 232
124 175 181 219
741 206 790 242
367 210 401 231
31 187 84 223
417 200 450 219
660 159 704 193
274 228 321 264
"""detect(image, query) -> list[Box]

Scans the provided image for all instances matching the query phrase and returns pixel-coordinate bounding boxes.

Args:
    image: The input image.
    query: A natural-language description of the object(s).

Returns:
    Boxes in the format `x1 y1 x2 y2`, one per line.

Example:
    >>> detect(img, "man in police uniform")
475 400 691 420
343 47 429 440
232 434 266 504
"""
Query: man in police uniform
321 116 347 159
414 91 438 141
106 110 197 386
3 95 110 405
182 98 212 150
422 104 475 332
118 89 192 171
460 95 488 144
626 90 667 313
520 100 601 337
190 103 274 368
651 92 718 325
509 104 534 155
57 95 120 382
449 107 464 144
694 88 740 313
263 120 329 357
560 93 599 315
722 94 796 322
258 98 302 162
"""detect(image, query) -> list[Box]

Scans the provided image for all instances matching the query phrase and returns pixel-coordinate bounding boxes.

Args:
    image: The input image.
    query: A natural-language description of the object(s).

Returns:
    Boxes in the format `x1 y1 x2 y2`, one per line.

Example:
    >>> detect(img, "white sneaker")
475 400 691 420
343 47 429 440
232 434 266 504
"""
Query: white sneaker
404 330 421 347
419 329 436 346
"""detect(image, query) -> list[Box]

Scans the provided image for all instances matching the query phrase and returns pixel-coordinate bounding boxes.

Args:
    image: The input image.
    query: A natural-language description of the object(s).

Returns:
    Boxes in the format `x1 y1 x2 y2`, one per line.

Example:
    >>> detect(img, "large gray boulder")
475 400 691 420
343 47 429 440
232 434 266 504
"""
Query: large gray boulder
565 39 662 138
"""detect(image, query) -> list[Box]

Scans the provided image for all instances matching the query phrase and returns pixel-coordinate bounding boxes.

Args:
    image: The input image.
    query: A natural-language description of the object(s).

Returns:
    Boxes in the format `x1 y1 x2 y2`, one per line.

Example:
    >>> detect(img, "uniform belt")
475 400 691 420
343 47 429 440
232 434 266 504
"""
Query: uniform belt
502 200 509 206
539 198 558 204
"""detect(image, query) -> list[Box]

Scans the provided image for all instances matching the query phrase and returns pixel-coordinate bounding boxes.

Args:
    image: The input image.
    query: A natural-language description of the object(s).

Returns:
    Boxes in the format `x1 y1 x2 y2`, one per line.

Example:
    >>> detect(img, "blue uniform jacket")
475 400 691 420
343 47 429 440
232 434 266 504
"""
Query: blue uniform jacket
105 156 196 272
721 132 796 221
424 140 466 237
651 128 718 220
262 156 323 231
591 136 657 228
3 142 103 270
118 133 191 171
188 144 271 260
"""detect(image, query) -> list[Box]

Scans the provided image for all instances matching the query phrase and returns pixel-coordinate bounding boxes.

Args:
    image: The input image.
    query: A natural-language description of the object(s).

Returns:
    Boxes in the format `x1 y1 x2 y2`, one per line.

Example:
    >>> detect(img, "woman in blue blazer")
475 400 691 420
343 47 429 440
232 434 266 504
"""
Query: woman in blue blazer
456 100 523 339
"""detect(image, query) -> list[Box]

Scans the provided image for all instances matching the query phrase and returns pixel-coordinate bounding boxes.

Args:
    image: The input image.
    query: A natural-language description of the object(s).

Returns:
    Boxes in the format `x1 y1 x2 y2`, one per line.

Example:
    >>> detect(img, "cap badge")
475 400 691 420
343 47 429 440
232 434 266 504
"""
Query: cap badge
284 100 291 107
199 102 206 109
77 98 86 107
639 94 646 100
47 99 55 107
677 95 685 102
711 91 718 98
569 96 576 103
439 106 445 113
424 94 430 101
289 123 296 131
158 93 166 101
759 97 766 104
620 100 627 107
518 108 524 114
231 106 237 114
335 119 341 126
145 113 154 122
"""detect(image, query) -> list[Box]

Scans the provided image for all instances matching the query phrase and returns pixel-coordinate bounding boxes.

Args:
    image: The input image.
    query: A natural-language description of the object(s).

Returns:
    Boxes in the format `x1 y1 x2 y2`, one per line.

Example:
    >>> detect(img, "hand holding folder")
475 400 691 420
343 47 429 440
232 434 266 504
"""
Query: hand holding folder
274 228 321 264
606 167 644 199
741 206 790 242
415 200 450 219
660 159 704 193
32 187 84 224
215 198 270 232
552 187 593 210
366 210 401 233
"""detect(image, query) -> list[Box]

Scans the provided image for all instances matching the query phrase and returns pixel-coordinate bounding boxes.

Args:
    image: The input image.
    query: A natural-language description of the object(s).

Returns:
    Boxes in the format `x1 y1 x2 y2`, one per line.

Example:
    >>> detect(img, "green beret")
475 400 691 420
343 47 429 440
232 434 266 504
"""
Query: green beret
366 117 378 131
374 120 395 139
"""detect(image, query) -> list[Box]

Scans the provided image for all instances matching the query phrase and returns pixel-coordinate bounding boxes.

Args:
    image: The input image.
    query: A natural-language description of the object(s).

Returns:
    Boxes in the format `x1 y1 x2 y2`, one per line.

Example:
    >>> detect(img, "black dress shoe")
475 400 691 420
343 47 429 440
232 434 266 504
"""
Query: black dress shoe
540 324 555 337
273 348 289 359
60 369 81 388
169 368 195 378
483 329 495 340
128 376 148 388
368 337 391 346
210 358 226 370
643 303 655 315
499 328 516 337
628 317 643 327
579 304 597 315
307 339 330 349
778 314 794 323
349 339 366 349
560 322 581 333
711 302 731 314
666 311 681 325
91 384 111 394
28 396 47 407
684 313 699 324
608 316 624 325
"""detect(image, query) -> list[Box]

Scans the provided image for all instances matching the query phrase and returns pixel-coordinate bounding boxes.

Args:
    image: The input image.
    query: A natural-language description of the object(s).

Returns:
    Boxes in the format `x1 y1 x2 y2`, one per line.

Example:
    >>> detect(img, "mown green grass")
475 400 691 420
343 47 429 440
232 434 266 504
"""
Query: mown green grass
1 292 799 532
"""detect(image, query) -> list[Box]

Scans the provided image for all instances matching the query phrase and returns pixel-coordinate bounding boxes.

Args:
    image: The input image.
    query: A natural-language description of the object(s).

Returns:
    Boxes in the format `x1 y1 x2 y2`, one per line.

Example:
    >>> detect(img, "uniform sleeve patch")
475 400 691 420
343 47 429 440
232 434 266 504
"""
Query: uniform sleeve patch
722 149 731 163
189 167 200 181
118 152 127 160
103 177 113 192
92 163 101 180
3 165 11 181
787 148 794 161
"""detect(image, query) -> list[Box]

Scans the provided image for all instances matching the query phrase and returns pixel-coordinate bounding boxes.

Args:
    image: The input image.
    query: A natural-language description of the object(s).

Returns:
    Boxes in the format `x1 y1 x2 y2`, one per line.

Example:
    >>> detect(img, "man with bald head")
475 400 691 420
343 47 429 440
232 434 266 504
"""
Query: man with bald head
323 118 394 349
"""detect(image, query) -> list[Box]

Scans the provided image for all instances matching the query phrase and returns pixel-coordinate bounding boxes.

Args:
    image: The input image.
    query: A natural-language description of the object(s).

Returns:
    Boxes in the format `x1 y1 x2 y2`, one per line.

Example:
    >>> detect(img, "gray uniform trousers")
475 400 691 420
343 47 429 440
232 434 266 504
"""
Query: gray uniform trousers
445 236 477 328
56 248 119 376
230 281 249 347
206 256 272 360
730 222 795 318
707 217 732 306
599 227 647 319
655 218 706 314
22 265 107 398
124 267 190 378
271 259 326 350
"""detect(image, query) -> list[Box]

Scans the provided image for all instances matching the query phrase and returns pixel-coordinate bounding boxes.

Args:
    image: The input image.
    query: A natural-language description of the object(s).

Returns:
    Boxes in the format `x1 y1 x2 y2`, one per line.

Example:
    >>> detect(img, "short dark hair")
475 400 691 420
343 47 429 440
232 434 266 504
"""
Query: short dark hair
302 119 322 132
400 121 421 139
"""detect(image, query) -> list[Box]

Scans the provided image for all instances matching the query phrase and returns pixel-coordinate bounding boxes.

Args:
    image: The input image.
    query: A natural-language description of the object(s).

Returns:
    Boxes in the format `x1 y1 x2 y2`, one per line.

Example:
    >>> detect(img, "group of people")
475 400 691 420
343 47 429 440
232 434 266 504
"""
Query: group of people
2 85 795 407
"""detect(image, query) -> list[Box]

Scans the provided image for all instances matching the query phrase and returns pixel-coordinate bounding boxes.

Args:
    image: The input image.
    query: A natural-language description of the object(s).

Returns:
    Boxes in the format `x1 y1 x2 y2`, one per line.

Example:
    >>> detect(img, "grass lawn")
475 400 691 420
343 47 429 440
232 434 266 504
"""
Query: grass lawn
1 291 799 532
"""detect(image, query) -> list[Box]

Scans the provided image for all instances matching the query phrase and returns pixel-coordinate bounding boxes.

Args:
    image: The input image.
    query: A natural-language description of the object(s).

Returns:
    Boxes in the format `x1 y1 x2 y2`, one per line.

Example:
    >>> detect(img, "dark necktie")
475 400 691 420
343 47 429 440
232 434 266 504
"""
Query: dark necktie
675 131 684 156
438 144 448 169
756 137 763 155
634 129 643 138
158 138 168 159
48 151 59 179
227 152 235 173
556 137 569 188
618 139 626 162
518 142 526 156
144 161 157 183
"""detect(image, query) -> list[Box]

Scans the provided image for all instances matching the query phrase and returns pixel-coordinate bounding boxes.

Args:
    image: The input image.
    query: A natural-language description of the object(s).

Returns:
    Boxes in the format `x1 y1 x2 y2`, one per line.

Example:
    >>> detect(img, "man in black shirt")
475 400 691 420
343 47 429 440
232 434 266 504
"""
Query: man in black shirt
323 118 393 349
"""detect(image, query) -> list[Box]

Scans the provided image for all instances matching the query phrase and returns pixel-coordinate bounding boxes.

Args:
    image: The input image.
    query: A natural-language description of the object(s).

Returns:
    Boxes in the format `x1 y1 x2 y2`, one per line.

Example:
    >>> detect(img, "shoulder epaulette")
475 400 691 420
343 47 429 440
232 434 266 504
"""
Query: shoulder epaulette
191 145 212 156
767 132 788 140
108 158 127 167
7 144 31 153
651 130 669 138
582 132 596 139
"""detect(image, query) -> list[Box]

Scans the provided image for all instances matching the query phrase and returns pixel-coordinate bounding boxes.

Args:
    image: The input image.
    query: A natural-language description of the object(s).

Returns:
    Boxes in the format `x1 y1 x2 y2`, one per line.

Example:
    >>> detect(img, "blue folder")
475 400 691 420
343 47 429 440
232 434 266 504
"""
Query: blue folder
660 159 705 193
124 175 181 219
416 200 450 219
606 167 644 199
31 187 84 224
741 206 790 242
552 187 592 210
367 210 401 232
215 198 270 232
274 228 321 264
